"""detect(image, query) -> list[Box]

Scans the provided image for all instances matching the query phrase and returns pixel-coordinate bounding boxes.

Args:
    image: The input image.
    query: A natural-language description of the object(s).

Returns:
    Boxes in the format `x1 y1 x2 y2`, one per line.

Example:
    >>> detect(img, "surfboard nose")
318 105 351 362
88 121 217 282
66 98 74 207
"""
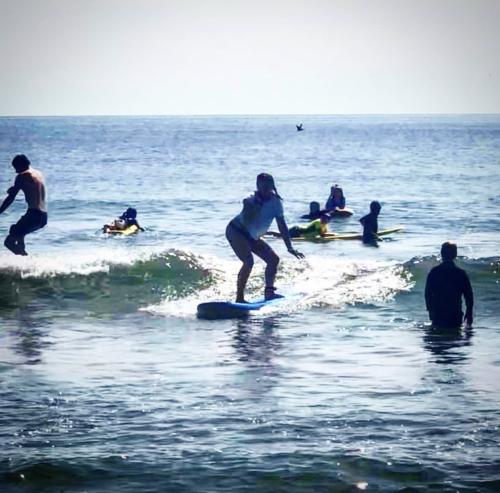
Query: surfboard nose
197 302 251 320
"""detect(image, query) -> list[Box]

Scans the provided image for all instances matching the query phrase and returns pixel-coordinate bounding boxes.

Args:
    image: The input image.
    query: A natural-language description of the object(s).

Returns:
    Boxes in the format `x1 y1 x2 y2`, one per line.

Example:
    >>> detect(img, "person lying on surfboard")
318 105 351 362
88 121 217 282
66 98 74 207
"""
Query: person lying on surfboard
102 207 145 233
360 201 382 244
269 213 331 239
290 213 330 238
119 208 145 231
325 185 346 210
226 173 304 303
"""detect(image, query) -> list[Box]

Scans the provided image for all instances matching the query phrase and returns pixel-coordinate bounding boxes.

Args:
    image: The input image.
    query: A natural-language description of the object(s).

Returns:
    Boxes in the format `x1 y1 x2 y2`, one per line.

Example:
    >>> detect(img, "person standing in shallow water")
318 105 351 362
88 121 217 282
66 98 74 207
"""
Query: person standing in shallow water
425 242 474 329
226 173 304 303
0 155 47 255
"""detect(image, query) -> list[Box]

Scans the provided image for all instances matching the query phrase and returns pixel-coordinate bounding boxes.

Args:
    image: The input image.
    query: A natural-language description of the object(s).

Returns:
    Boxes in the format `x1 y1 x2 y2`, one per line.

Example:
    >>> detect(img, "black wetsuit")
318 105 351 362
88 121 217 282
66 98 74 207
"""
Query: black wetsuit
360 213 378 244
425 260 473 328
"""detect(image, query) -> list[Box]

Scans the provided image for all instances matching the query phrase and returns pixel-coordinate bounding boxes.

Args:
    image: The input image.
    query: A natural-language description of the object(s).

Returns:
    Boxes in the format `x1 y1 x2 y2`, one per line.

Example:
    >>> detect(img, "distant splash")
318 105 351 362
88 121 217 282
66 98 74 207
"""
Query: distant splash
0 246 215 315
145 255 414 318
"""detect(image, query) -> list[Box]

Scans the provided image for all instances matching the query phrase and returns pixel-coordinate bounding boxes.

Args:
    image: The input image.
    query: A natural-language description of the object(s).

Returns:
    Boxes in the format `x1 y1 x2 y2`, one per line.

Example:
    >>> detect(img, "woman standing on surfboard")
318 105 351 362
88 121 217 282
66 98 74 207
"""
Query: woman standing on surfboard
226 173 304 303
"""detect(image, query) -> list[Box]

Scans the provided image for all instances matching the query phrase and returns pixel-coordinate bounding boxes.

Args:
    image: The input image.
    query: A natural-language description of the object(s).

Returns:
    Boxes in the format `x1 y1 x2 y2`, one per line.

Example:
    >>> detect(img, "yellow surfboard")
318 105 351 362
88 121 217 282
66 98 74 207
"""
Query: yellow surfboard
104 224 139 236
288 226 404 242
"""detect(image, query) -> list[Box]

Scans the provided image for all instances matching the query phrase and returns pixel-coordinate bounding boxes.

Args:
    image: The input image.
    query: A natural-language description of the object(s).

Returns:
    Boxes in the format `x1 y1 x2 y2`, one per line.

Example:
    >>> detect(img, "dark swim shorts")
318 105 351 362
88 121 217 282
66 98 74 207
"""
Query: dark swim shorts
10 209 48 237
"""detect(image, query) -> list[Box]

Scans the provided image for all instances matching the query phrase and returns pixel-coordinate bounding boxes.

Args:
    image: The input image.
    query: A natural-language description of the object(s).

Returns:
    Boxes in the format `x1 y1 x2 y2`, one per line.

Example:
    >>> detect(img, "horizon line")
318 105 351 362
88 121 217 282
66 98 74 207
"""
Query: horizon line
1 112 500 118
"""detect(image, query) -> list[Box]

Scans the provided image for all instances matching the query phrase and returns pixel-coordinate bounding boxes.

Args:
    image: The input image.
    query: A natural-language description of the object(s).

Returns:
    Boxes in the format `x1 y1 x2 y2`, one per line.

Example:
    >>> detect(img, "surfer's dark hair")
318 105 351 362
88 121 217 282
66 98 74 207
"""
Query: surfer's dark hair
257 173 282 200
12 154 30 171
310 201 320 212
441 241 457 261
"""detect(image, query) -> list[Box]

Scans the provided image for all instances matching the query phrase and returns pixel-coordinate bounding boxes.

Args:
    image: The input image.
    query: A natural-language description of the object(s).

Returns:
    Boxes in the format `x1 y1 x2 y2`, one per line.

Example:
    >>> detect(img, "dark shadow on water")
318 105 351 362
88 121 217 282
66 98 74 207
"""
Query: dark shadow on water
421 324 474 365
7 304 53 365
232 316 283 366
229 316 287 395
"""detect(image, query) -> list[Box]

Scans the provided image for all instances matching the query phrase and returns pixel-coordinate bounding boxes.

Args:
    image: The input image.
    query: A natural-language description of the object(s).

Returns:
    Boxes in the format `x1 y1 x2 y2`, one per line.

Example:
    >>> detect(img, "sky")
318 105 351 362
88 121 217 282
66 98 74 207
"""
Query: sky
0 0 499 115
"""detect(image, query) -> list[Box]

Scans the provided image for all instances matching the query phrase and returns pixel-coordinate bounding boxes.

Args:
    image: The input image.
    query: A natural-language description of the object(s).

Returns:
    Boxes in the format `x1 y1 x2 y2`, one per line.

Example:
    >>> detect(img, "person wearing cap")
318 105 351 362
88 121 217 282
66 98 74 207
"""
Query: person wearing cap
425 242 474 328
0 154 47 255
226 173 304 303
359 200 382 244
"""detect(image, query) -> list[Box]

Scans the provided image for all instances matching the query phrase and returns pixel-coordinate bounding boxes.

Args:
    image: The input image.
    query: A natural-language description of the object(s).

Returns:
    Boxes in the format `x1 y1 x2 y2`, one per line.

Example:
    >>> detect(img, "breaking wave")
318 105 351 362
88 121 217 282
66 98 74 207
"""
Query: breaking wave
0 247 215 315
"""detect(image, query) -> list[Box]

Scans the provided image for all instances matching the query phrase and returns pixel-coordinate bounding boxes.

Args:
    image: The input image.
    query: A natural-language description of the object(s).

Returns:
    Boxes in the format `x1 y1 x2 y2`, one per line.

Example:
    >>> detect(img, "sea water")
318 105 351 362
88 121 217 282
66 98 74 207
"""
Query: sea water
0 115 499 492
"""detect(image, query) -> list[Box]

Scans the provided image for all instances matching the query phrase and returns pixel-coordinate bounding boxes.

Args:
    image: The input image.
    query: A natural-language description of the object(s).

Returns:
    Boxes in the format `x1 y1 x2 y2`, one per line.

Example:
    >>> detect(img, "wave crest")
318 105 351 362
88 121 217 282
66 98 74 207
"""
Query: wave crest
146 255 414 318
0 248 214 315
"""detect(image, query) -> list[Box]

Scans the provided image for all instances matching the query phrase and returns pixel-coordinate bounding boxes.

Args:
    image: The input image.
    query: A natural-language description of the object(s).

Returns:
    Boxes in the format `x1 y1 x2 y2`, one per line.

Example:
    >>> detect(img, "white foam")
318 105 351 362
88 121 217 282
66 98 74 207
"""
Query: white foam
0 245 187 278
144 254 414 318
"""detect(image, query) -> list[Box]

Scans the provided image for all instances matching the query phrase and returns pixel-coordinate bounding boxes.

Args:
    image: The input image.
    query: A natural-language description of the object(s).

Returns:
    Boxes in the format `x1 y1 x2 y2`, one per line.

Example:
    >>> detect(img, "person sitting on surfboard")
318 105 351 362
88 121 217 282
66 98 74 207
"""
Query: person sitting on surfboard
325 185 346 210
301 199 353 220
360 201 382 244
102 207 145 233
226 173 304 303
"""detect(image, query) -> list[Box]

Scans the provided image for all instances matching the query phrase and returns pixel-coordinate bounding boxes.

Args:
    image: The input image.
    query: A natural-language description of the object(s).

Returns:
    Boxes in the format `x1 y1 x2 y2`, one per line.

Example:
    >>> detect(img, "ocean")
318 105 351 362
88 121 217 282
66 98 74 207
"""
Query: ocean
0 115 499 492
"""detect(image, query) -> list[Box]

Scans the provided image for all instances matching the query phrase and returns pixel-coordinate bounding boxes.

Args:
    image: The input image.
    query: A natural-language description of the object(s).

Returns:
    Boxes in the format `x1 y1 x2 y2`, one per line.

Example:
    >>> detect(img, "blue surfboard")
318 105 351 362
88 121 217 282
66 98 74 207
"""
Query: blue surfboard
197 297 284 320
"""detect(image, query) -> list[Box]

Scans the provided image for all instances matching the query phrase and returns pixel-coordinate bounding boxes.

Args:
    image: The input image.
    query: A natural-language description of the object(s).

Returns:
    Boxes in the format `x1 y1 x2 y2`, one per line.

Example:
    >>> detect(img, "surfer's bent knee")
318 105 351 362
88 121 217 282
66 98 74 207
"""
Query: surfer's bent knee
269 252 279 267
241 255 254 270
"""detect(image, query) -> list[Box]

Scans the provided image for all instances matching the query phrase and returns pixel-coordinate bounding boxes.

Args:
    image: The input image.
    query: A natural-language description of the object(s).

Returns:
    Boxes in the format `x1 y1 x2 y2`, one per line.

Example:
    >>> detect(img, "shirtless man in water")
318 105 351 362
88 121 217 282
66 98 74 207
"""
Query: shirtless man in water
0 154 47 255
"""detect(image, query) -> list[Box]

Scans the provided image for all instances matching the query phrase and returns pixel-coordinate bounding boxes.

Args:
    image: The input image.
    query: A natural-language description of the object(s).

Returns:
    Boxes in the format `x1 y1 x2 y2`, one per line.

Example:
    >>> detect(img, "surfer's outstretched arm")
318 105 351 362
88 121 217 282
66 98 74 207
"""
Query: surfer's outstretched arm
0 186 19 215
276 217 304 258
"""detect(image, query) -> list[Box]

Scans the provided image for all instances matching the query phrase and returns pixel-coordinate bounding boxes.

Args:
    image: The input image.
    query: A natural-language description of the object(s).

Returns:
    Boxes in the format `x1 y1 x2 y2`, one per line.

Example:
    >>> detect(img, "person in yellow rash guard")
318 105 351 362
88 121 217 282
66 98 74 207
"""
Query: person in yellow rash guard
288 213 330 238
